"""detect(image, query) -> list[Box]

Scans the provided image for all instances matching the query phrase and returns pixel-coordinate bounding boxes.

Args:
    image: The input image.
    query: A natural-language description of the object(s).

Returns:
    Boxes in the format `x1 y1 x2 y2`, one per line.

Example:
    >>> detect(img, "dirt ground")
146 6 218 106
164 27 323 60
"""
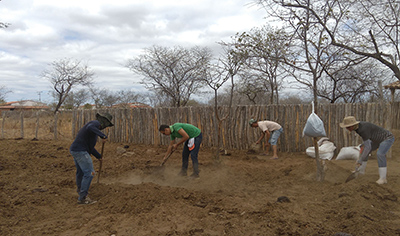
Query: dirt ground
1 131 400 236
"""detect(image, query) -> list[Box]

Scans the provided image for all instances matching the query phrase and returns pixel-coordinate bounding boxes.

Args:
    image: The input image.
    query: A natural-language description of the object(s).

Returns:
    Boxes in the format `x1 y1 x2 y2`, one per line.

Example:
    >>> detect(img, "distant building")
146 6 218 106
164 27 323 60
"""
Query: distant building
0 100 50 111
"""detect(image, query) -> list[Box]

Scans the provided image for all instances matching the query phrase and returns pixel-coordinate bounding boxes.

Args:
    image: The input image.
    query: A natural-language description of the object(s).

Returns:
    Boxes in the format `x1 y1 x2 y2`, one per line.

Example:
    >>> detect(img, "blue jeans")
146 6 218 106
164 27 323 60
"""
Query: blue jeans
70 151 96 201
269 128 283 145
377 136 395 167
182 133 203 174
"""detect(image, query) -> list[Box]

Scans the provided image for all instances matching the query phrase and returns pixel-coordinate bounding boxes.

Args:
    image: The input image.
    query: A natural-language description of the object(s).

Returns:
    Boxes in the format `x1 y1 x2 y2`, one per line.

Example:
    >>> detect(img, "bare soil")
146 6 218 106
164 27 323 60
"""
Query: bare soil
1 131 400 236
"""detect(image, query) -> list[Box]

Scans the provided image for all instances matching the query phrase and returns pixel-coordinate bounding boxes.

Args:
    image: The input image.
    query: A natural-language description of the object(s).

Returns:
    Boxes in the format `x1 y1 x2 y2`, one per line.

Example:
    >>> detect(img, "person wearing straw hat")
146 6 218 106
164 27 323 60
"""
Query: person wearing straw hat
339 116 395 184
70 112 114 204
249 119 283 159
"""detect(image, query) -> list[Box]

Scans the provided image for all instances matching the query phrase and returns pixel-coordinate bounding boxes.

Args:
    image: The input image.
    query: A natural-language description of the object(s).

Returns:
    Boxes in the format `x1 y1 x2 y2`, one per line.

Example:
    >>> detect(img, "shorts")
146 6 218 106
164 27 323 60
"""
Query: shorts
269 128 283 145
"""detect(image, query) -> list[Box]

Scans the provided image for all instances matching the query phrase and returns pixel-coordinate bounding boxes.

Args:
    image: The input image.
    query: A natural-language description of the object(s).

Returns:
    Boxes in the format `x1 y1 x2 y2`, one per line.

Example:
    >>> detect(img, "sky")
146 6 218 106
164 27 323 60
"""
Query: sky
0 0 268 103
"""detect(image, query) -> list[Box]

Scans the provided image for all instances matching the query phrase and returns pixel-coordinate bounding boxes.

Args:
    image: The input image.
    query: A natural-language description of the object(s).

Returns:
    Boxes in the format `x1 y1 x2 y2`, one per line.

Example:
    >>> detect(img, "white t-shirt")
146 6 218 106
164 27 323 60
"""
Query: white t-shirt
257 120 282 132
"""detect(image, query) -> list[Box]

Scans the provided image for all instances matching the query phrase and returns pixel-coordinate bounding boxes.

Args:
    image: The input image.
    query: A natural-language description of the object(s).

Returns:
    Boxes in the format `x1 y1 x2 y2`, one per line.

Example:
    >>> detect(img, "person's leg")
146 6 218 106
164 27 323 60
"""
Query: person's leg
180 144 190 176
190 133 202 177
271 145 278 159
376 137 395 184
269 128 282 159
72 151 95 201
73 158 83 193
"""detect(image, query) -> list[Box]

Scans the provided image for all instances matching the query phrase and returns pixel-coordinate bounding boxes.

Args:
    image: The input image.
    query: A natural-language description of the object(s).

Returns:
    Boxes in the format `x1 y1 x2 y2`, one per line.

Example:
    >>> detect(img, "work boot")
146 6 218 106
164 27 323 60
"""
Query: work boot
78 196 97 205
376 167 387 185
177 170 187 176
190 172 199 179
358 162 367 175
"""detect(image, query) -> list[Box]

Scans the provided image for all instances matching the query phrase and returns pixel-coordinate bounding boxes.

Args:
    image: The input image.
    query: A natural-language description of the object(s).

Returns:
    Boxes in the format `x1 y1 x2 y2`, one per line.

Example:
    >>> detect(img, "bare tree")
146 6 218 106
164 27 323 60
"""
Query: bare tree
256 0 340 181
258 0 400 81
42 58 94 113
0 22 9 28
231 26 289 104
236 72 272 105
0 0 10 29
126 45 212 107
89 87 119 108
63 89 91 109
0 85 11 104
319 58 386 103
202 44 245 160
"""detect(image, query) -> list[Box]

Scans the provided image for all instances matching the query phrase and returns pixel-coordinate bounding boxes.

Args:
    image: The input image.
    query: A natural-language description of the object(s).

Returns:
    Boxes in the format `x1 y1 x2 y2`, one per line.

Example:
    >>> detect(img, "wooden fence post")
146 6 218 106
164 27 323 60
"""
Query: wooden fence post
35 111 40 139
1 113 5 139
20 111 24 139
54 112 58 140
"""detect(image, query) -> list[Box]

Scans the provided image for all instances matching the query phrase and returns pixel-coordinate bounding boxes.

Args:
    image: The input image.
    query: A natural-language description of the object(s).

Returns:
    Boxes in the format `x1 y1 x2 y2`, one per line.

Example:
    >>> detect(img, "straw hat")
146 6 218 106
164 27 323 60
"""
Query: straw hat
339 116 359 128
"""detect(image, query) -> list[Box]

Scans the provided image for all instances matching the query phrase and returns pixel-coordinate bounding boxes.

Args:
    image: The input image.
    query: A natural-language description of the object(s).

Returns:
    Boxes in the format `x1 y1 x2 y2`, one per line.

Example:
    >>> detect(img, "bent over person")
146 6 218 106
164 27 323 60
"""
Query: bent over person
340 116 395 184
249 119 283 159
159 123 203 178
70 113 114 204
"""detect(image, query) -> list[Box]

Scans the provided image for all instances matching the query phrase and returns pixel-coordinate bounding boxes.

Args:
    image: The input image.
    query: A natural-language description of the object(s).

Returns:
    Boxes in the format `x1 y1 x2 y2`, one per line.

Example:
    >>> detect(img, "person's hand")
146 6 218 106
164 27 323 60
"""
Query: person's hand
355 162 361 171
101 138 107 144
172 144 178 151
255 141 259 145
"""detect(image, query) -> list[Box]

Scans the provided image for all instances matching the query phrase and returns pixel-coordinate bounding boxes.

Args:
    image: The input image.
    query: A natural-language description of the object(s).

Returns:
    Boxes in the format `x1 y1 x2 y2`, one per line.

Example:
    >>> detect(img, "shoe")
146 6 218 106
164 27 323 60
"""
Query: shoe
376 178 387 185
78 196 97 205
178 170 187 176
190 173 199 179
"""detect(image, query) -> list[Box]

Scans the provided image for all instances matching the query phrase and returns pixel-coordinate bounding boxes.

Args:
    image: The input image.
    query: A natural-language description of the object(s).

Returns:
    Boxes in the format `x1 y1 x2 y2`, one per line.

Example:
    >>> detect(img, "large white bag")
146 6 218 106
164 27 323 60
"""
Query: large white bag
303 102 327 137
306 138 336 160
336 146 360 160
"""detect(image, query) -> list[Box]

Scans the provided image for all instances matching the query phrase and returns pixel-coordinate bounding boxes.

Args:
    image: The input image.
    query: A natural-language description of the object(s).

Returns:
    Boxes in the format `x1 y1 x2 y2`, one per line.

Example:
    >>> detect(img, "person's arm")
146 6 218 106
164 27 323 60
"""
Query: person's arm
357 139 372 165
256 132 265 144
264 130 271 147
162 140 175 161
87 122 107 139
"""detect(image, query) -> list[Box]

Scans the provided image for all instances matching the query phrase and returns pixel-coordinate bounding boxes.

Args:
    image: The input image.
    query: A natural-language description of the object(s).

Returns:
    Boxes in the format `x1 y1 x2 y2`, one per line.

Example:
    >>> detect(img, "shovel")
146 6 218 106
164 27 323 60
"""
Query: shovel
345 147 365 183
160 150 175 166
146 151 175 177
97 142 105 183
345 166 360 183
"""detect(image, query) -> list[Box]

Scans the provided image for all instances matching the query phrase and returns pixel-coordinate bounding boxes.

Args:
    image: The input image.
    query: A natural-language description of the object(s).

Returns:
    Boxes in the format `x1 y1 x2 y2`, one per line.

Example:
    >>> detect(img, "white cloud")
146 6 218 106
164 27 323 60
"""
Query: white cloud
0 0 267 103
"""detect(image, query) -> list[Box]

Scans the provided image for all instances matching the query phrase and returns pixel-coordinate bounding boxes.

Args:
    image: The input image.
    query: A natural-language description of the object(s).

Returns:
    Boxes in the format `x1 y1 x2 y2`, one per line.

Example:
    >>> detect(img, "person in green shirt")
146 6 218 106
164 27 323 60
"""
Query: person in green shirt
159 123 203 178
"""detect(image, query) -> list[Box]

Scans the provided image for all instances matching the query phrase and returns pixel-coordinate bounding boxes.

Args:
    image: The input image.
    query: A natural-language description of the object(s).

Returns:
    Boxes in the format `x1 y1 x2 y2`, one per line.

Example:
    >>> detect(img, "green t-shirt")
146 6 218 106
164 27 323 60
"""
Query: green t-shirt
170 123 201 140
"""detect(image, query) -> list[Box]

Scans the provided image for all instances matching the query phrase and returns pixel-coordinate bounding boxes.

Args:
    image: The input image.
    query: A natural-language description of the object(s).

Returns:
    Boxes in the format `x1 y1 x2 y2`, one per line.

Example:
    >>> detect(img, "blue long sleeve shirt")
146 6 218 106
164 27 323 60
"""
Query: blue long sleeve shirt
70 120 107 159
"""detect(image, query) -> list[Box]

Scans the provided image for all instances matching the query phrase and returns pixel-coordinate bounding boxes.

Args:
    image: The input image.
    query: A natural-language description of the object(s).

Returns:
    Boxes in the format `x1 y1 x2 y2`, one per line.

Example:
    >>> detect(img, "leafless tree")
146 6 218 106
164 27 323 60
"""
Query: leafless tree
257 0 400 82
42 58 94 113
63 89 91 109
89 87 119 108
230 26 289 104
202 44 245 160
255 0 339 181
126 45 212 107
0 85 11 104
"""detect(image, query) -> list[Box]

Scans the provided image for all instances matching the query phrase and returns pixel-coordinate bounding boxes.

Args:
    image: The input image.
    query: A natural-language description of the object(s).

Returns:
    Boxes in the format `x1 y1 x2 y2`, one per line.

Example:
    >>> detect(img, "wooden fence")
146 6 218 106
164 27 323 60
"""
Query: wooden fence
1 102 399 152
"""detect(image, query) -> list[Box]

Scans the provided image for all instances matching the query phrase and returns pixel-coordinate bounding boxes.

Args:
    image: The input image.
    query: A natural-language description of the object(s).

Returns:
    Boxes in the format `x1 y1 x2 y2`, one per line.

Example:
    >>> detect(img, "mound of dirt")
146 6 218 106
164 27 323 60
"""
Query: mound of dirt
1 133 400 235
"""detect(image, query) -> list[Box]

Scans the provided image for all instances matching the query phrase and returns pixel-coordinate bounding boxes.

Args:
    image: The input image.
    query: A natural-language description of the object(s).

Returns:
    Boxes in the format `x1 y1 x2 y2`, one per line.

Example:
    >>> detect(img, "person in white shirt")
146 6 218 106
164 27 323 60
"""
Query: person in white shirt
249 119 283 159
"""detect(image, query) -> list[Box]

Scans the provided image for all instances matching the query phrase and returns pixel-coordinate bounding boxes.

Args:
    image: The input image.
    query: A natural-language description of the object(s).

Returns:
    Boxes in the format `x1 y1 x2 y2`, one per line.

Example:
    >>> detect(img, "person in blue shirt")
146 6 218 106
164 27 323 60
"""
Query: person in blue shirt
70 113 114 204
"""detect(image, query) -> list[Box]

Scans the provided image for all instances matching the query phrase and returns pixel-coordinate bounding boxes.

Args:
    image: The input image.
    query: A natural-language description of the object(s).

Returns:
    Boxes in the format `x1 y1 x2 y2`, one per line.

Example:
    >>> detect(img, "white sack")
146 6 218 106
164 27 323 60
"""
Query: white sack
306 141 336 160
336 146 360 160
302 102 327 137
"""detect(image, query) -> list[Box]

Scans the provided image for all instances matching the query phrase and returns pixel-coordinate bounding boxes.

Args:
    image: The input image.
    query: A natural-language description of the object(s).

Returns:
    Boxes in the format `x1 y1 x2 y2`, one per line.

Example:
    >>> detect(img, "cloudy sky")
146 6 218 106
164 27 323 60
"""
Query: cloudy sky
0 0 267 103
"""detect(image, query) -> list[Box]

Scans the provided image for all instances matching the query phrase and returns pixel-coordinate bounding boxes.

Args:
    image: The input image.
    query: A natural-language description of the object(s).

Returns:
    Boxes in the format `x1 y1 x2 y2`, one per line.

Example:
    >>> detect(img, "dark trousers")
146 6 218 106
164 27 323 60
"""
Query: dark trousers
181 133 202 174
